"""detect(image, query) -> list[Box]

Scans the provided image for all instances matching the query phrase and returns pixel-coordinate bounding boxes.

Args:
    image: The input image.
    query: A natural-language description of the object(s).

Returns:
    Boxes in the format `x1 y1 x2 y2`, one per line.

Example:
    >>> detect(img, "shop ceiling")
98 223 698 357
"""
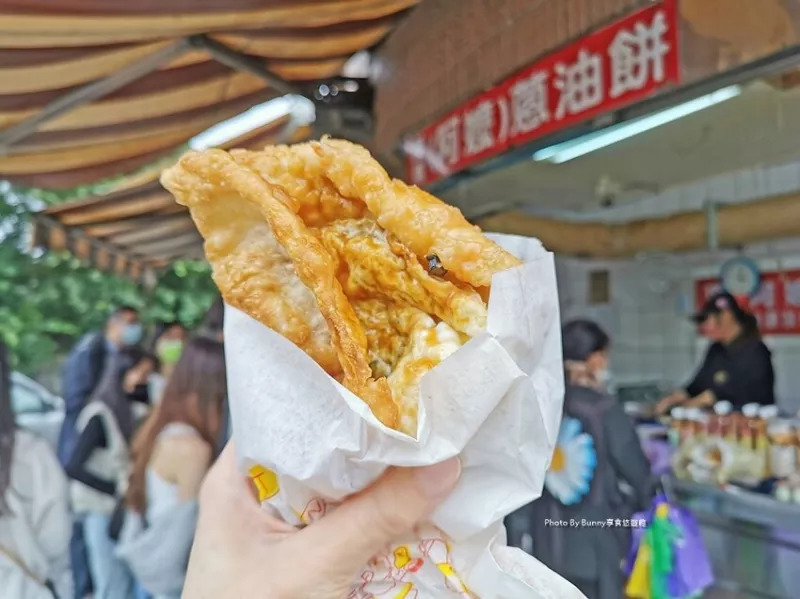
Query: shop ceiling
441 78 800 219
0 0 418 280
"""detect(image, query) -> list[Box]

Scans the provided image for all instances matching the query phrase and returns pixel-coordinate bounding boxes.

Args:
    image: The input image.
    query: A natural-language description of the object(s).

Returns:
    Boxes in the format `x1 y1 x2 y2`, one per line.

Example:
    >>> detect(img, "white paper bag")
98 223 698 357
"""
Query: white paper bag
225 234 584 598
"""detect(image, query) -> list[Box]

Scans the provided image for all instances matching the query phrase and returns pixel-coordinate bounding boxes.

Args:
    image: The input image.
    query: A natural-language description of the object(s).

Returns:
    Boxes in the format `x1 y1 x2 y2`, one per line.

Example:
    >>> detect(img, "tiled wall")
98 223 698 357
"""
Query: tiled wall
553 161 800 414
541 158 800 223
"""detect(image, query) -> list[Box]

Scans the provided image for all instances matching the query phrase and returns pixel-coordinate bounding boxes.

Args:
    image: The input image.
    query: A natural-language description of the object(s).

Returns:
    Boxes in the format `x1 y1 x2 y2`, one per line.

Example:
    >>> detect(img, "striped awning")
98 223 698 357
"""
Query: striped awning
0 0 418 188
30 117 312 282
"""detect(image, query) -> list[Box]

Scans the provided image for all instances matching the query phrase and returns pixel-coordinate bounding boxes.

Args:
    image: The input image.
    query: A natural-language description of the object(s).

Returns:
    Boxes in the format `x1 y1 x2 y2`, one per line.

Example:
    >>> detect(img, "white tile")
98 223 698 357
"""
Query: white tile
766 163 798 196
708 174 737 203
733 169 759 203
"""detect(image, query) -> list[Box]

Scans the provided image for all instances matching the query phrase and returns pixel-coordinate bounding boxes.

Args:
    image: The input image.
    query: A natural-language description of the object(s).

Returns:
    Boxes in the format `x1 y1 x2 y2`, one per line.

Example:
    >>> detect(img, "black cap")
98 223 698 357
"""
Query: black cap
691 290 744 324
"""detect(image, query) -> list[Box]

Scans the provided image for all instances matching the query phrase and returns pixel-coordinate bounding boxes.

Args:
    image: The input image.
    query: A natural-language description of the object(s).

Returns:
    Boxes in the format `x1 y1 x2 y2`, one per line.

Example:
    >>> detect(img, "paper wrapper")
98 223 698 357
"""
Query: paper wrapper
225 234 584 599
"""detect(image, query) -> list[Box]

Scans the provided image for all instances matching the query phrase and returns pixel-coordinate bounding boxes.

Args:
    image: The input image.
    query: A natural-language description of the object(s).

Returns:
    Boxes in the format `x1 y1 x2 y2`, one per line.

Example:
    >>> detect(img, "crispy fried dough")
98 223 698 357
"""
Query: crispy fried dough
230 144 365 227
162 150 398 429
319 218 487 336
160 153 341 377
312 137 522 288
161 140 522 435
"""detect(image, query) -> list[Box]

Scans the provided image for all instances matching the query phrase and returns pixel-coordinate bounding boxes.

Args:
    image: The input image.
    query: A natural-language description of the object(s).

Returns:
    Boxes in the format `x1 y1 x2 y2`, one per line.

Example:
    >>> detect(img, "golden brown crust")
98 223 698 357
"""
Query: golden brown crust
230 144 365 227
160 151 341 376
162 150 398 429
319 218 487 336
161 140 523 435
311 137 523 288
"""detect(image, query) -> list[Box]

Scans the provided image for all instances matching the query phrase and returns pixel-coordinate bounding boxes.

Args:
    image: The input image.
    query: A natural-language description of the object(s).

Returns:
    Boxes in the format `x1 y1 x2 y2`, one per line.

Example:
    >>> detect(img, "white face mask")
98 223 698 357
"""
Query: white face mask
595 368 613 391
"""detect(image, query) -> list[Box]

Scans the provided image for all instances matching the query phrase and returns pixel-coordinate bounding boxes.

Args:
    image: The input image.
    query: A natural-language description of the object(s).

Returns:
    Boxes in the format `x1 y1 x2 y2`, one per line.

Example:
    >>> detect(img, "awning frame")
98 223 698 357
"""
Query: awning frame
28 112 310 285
0 34 302 155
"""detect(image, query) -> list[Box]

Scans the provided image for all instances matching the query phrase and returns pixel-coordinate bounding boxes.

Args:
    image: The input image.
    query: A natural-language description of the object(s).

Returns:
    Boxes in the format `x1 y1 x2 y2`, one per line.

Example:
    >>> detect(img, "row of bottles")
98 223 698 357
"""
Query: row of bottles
669 402 789 486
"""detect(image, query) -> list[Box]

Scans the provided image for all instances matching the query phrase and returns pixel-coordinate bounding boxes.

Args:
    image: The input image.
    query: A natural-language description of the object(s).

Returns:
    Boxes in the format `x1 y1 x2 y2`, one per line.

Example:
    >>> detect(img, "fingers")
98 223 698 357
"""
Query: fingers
200 442 261 514
288 458 460 574
199 442 297 535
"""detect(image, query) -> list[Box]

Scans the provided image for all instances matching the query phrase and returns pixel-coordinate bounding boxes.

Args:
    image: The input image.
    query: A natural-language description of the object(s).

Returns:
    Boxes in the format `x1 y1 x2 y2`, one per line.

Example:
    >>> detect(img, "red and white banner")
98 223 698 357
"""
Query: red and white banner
405 0 680 186
696 271 800 336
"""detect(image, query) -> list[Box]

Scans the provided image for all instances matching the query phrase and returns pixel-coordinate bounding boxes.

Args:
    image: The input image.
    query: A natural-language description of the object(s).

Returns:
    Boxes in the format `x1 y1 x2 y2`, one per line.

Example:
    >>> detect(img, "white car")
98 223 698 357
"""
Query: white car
11 372 64 451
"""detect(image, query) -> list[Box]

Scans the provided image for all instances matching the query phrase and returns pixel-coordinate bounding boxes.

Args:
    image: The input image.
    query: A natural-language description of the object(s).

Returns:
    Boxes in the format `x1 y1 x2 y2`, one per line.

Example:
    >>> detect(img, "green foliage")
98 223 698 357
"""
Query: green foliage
0 183 218 375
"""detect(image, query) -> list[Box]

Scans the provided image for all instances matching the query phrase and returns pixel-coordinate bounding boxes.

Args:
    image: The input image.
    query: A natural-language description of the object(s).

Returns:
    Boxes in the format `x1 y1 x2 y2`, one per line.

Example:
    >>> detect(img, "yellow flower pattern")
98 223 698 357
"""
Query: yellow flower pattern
248 465 279 501
249 464 475 597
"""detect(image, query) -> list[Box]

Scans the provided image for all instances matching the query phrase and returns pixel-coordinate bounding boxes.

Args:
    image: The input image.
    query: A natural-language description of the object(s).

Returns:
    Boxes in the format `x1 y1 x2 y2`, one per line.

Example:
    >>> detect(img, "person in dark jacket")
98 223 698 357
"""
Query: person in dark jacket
59 305 141 599
59 306 142 463
656 290 775 414
65 351 139 599
506 319 653 599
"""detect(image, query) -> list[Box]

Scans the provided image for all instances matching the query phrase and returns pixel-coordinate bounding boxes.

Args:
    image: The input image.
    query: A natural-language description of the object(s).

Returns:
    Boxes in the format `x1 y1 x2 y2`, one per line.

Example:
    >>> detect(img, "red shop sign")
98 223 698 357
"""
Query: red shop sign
405 0 680 186
696 271 800 335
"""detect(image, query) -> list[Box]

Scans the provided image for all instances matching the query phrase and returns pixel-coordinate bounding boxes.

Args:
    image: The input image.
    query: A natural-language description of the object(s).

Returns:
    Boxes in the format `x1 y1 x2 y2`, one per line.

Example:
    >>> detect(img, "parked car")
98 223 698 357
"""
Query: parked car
11 371 64 450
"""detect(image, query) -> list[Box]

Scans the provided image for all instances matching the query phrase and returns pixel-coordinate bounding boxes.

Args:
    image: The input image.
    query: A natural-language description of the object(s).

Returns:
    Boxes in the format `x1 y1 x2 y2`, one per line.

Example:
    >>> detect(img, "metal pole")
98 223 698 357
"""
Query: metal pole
705 200 719 250
0 39 192 154
189 35 300 96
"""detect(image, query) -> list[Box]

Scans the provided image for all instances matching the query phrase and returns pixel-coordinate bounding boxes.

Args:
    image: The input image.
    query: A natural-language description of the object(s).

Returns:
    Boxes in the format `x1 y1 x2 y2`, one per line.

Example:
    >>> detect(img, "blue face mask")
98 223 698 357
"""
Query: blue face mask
121 323 143 346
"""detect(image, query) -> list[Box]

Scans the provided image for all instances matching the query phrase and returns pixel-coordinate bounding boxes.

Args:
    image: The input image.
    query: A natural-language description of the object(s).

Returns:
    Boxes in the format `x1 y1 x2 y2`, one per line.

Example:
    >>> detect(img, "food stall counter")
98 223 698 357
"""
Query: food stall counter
670 478 800 598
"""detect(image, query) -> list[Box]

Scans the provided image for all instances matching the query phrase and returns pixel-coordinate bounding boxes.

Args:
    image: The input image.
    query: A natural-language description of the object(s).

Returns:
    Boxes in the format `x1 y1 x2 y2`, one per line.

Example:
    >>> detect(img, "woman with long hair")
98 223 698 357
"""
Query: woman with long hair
197 296 229 456
0 340 72 599
120 337 226 599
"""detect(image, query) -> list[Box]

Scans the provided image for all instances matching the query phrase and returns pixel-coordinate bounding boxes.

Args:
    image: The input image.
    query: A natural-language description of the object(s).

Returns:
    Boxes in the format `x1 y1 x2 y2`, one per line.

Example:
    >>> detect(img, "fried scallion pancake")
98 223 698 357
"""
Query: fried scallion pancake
159 155 341 377
312 137 522 289
230 144 365 227
318 218 487 337
163 150 397 429
353 299 462 433
161 140 521 435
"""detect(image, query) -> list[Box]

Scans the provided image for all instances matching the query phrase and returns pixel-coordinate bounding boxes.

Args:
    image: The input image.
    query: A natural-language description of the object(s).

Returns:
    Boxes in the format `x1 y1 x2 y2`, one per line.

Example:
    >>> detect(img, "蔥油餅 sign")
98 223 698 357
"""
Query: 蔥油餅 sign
405 0 680 186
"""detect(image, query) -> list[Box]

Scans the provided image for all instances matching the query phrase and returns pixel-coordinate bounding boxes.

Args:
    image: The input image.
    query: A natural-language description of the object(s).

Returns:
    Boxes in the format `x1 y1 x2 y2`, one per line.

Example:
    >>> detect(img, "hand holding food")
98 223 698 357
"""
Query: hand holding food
183 443 460 599
162 138 573 598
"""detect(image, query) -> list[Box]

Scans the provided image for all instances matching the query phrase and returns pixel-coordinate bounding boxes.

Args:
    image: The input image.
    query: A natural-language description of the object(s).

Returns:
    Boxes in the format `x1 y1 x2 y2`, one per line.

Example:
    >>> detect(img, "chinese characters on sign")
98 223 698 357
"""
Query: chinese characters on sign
696 271 800 335
406 0 680 186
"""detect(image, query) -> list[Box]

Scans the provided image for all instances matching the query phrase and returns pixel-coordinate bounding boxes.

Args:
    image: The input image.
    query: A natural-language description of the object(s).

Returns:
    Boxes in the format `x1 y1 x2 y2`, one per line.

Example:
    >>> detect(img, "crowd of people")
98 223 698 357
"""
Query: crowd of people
2 299 648 599
5 295 755 599
1 299 228 599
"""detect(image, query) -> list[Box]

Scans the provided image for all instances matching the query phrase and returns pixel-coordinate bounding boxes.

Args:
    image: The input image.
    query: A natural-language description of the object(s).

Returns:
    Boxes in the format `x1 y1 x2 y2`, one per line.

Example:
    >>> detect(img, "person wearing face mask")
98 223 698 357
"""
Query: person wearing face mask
58 305 141 599
147 323 185 407
153 323 186 379
655 290 775 415
506 319 652 599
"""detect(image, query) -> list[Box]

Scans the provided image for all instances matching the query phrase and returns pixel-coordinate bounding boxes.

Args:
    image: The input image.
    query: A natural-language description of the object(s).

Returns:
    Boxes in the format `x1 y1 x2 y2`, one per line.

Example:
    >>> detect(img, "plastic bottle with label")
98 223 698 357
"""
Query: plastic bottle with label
740 403 761 452
769 419 796 479
754 406 776 479
715 401 735 445
669 407 687 448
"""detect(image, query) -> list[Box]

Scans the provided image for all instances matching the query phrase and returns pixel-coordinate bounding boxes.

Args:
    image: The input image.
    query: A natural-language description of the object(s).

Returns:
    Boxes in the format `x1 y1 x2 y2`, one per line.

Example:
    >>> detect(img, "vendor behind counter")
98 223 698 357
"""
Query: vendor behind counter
657 291 775 414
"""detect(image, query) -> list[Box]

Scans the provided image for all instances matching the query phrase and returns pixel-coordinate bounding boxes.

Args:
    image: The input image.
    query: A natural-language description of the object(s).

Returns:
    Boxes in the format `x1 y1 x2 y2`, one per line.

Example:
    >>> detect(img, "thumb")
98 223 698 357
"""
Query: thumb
289 458 461 573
